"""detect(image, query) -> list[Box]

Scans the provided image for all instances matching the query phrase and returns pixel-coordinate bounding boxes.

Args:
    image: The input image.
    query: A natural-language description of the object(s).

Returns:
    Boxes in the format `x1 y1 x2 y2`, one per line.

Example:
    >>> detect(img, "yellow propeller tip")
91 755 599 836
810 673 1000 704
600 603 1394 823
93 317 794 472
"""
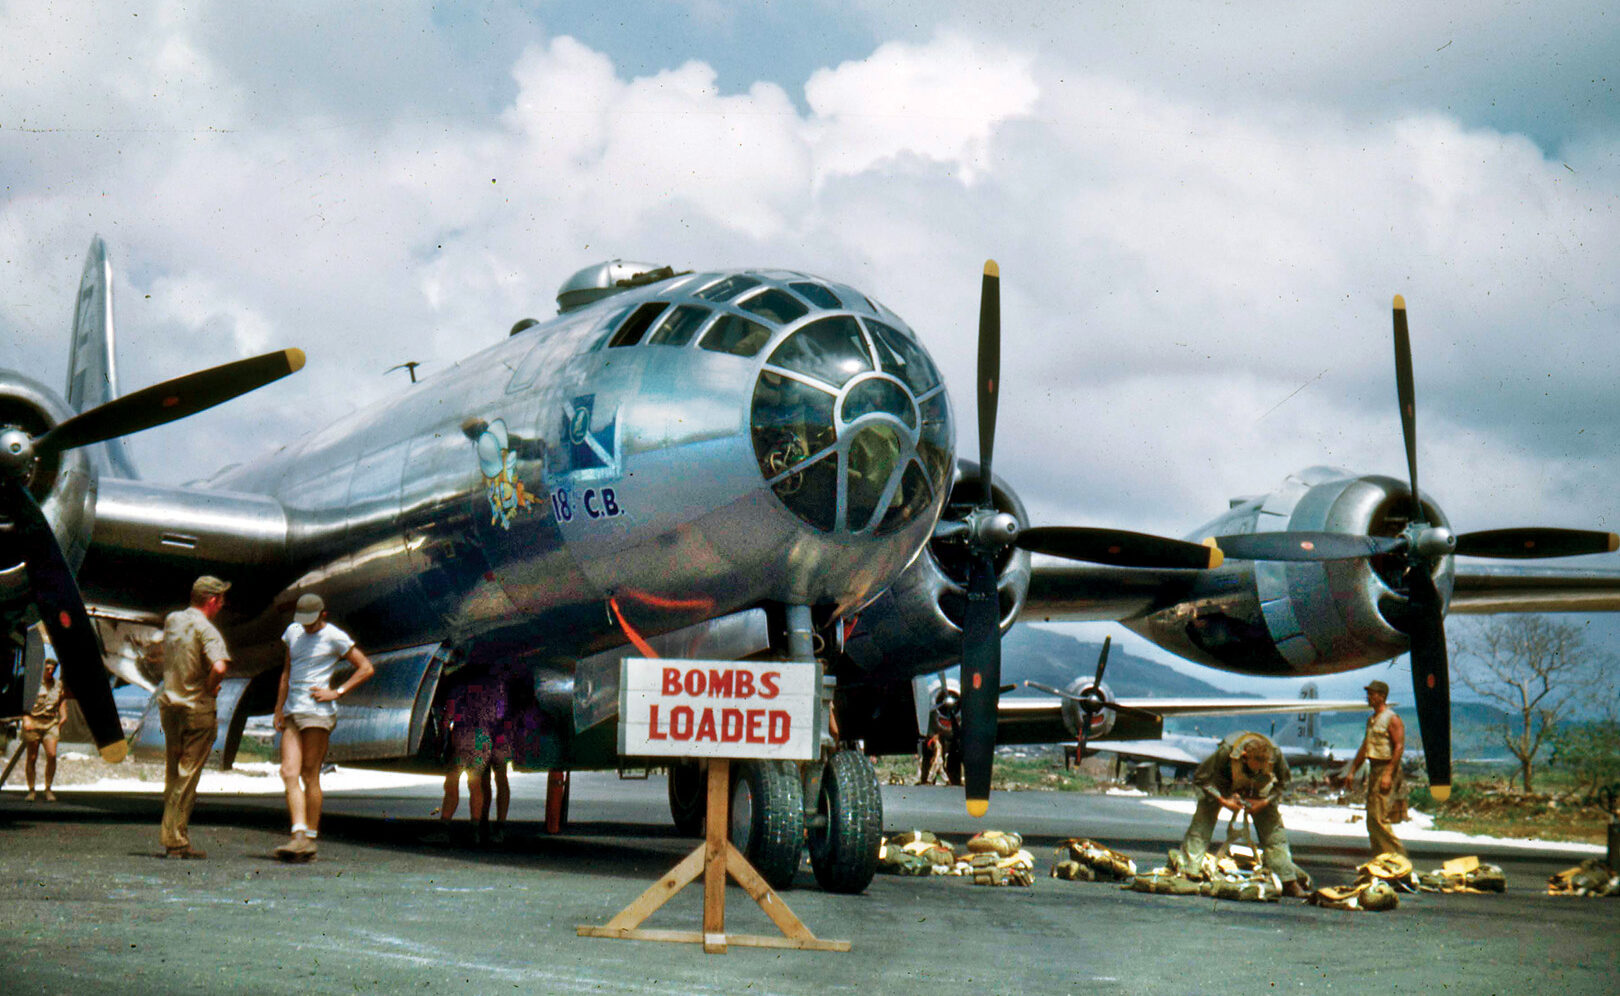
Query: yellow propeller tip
99 740 129 763
285 348 307 372
1608 533 1618 553
983 260 999 278
1392 294 1406 310
965 798 989 818
1428 784 1450 802
1202 537 1224 570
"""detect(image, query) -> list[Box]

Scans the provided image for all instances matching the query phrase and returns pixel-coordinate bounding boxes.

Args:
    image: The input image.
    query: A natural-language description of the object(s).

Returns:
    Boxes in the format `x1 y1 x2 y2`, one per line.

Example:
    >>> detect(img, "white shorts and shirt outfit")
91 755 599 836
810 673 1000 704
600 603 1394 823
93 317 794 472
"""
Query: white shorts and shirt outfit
282 622 357 731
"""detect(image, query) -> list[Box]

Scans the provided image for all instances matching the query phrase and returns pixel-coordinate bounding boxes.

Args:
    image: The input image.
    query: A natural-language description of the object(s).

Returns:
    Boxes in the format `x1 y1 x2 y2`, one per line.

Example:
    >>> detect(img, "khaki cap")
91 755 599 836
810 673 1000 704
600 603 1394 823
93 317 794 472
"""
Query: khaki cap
293 593 325 625
191 575 231 600
1365 680 1390 696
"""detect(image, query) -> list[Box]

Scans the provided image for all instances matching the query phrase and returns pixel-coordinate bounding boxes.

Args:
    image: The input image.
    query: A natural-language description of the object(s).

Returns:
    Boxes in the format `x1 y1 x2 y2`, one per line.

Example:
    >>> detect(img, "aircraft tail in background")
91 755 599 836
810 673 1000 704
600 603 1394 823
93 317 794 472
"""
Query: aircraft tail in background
1275 682 1322 750
65 236 139 479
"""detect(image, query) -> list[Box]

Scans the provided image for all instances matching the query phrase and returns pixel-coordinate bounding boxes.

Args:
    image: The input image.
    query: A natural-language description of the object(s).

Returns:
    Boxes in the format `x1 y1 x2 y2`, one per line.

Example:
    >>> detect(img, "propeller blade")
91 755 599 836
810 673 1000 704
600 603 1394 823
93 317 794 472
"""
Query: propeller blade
959 551 1001 817
1215 531 1407 562
1017 526 1223 570
1391 296 1423 524
975 261 1000 504
1 479 127 761
1403 564 1451 800
1454 528 1620 560
1024 680 1081 702
36 348 306 458
1092 635 1112 686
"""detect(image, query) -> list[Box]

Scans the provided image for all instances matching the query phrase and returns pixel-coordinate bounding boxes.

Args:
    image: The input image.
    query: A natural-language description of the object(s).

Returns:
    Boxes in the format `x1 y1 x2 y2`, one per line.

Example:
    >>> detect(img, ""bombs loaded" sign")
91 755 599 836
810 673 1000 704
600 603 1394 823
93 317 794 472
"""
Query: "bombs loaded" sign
618 658 820 761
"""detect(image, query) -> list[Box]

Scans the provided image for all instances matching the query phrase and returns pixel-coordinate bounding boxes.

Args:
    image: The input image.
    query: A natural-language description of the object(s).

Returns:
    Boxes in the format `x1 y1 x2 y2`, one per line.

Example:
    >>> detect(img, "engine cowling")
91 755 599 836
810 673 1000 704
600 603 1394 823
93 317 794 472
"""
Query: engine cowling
1054 677 1117 742
1127 466 1451 677
842 459 1031 681
0 372 98 630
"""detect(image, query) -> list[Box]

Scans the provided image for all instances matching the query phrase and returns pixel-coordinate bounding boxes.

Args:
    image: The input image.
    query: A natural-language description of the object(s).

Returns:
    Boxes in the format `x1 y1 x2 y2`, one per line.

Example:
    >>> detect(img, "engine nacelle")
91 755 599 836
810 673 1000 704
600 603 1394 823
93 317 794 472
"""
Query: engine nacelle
1055 678 1117 742
0 372 98 629
842 459 1031 681
1126 466 1451 677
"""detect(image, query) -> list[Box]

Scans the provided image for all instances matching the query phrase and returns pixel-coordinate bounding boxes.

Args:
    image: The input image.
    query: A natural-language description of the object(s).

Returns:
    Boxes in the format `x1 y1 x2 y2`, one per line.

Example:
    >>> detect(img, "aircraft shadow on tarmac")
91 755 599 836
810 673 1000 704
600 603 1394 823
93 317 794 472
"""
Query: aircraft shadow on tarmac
0 789 1396 887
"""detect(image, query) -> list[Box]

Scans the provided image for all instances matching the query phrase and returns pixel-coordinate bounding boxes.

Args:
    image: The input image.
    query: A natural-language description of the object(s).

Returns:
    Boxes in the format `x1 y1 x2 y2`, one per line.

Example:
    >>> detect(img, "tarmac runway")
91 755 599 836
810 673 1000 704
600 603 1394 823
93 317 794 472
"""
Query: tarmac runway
1 771 1615 995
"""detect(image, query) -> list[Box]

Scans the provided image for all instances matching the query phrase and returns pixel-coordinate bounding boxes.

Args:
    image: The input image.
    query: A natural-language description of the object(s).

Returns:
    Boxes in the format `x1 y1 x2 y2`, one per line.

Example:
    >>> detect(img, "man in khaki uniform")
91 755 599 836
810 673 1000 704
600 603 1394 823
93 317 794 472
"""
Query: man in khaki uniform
21 654 69 801
159 576 233 859
1345 679 1406 856
1173 731 1311 897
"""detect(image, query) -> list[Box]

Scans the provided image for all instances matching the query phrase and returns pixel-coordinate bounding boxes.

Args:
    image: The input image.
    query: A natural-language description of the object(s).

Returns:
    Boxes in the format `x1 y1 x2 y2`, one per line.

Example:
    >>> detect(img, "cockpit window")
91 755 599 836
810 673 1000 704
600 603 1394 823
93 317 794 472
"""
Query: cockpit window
846 424 905 531
695 274 761 302
863 318 941 395
789 281 842 310
699 314 773 357
747 293 954 538
751 371 837 478
739 289 809 325
607 302 668 348
875 461 933 537
916 392 953 486
771 453 838 532
647 304 711 346
840 377 917 429
764 315 873 388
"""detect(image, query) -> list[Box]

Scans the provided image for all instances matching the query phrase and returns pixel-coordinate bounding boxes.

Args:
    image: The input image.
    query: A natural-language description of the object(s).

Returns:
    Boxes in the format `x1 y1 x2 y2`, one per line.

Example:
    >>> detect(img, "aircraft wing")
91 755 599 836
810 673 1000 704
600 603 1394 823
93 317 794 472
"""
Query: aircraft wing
1448 565 1620 613
1110 697 1365 717
987 694 1361 746
992 696 1071 745
1085 738 1203 766
1021 558 1196 622
1024 558 1620 621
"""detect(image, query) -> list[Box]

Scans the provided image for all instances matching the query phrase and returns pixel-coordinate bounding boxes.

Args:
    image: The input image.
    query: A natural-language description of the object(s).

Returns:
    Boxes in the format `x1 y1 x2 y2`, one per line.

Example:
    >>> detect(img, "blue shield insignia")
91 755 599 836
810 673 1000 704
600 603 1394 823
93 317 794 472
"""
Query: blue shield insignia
559 394 620 480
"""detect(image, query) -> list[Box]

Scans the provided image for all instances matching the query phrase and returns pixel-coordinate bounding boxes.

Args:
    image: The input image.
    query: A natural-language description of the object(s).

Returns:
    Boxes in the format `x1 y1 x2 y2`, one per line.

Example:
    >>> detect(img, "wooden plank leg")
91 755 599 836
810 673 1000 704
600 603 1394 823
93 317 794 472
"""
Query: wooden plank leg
577 844 706 937
703 759 729 953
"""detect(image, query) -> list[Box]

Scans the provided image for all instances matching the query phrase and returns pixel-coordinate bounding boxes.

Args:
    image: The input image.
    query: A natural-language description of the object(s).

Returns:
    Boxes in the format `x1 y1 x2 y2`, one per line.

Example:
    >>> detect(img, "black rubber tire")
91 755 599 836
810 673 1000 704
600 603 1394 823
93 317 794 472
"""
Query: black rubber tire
666 760 706 837
807 750 883 894
729 760 804 890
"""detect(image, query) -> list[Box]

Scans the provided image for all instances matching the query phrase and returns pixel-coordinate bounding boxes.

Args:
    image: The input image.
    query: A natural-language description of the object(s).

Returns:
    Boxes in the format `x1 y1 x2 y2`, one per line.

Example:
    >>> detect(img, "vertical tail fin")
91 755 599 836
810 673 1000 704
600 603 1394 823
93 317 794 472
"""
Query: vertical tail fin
1277 682 1320 749
66 237 138 479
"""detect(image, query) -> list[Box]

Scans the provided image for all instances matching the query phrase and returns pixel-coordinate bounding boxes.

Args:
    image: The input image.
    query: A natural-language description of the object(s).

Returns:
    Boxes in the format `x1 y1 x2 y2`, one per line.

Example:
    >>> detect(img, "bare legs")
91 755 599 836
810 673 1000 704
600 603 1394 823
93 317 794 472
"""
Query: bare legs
279 725 332 832
25 737 58 798
475 763 510 825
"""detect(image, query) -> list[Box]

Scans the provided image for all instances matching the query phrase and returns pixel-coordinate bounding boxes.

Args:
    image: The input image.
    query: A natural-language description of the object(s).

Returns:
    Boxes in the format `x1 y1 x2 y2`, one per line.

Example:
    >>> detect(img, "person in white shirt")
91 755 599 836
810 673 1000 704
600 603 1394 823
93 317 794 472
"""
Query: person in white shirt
271 593 374 861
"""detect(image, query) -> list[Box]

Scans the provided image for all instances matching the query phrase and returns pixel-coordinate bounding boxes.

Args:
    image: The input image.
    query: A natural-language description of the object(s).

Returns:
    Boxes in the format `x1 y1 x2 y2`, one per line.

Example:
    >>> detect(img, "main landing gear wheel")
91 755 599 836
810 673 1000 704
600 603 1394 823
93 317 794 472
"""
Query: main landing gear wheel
666 759 705 837
807 750 883 894
730 760 804 890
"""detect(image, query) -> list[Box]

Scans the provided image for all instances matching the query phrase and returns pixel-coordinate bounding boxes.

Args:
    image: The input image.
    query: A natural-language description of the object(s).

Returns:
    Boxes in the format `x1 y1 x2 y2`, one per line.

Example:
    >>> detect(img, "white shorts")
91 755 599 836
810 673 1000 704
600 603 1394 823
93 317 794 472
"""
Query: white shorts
286 712 336 732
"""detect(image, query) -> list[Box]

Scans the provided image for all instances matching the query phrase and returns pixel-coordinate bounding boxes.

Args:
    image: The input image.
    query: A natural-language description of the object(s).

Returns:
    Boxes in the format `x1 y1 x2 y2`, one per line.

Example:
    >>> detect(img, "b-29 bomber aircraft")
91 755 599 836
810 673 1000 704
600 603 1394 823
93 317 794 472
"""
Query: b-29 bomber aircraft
3 239 1617 895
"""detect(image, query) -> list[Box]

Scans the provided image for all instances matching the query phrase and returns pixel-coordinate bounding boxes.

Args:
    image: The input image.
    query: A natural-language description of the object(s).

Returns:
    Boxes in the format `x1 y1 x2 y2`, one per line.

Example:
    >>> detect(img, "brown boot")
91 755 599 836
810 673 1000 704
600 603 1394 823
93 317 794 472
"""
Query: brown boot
164 846 208 860
273 831 317 862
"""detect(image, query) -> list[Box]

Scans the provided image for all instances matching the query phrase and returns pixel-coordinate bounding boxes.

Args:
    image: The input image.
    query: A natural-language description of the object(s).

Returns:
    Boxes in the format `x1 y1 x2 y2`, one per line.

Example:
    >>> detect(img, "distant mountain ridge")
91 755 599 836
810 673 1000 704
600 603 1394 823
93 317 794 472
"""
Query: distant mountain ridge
999 624 1229 699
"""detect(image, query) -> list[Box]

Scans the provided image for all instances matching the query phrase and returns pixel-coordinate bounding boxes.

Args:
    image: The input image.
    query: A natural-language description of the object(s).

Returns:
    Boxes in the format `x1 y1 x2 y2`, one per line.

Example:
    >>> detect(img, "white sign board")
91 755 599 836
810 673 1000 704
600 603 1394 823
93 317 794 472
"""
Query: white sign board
618 658 819 761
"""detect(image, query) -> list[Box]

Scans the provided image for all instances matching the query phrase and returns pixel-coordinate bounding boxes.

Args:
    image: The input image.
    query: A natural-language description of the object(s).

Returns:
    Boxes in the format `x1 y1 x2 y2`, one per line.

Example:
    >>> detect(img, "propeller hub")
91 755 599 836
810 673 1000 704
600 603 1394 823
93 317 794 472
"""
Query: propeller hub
0 427 37 481
1412 526 1456 559
969 509 1019 549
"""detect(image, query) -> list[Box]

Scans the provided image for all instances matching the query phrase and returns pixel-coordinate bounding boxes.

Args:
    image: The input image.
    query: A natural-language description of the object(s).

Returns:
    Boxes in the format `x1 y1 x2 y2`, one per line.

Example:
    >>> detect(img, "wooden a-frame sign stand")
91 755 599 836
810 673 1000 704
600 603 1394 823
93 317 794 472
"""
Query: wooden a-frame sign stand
577 758 850 954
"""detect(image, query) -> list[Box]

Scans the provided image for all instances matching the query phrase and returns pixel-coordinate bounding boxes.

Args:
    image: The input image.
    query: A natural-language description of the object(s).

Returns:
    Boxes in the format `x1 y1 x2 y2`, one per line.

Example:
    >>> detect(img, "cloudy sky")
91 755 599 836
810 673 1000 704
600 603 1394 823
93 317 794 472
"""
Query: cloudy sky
4 1 1616 698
